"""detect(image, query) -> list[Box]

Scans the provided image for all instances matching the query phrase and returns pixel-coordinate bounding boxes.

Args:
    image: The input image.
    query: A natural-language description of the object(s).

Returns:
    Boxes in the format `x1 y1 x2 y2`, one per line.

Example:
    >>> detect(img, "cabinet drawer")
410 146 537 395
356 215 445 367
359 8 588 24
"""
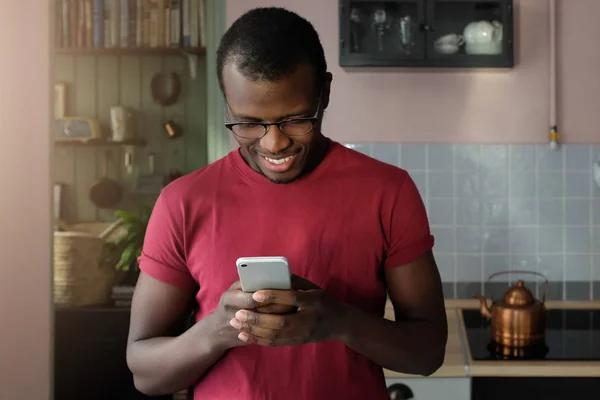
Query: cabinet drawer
386 377 470 400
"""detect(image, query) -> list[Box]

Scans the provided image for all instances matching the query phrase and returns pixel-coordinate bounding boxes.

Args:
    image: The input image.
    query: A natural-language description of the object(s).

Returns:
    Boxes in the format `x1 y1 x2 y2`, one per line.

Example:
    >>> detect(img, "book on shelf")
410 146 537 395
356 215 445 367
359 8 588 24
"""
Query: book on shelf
55 0 206 50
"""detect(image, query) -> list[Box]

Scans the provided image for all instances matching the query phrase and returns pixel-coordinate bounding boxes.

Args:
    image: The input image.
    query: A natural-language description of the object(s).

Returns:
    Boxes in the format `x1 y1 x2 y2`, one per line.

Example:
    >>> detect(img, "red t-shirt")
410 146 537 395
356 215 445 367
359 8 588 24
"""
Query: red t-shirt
139 139 434 400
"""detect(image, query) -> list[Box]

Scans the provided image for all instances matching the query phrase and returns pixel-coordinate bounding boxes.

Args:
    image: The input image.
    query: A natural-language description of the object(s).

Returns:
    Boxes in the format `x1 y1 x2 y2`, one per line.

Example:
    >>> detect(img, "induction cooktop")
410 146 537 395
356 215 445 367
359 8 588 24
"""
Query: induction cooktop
462 309 600 361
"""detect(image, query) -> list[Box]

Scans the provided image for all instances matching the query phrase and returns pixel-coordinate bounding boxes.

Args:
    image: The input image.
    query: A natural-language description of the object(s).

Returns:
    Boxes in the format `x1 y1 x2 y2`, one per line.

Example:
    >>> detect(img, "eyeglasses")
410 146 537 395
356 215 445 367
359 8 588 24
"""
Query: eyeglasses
225 97 322 140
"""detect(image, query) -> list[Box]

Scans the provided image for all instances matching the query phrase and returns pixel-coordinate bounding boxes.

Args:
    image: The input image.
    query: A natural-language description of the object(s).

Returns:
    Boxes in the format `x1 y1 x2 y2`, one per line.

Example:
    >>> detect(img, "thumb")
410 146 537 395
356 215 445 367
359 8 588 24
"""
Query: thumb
228 280 242 291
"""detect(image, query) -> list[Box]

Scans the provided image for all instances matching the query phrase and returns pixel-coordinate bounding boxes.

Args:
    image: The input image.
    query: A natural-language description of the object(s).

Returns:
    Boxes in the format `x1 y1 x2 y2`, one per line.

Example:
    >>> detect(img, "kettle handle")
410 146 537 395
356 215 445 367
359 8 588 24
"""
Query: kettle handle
487 270 549 303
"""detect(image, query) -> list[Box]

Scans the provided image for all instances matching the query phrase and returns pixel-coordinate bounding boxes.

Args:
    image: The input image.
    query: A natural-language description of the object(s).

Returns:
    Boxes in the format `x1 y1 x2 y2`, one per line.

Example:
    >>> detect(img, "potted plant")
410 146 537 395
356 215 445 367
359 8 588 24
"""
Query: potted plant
107 207 151 286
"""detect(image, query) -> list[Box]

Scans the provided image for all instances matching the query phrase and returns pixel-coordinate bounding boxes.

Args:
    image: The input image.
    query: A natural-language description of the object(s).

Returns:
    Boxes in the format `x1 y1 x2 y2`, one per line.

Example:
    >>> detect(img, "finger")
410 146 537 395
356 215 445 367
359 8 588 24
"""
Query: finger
235 310 315 343
240 332 307 347
228 280 242 290
291 274 320 291
234 311 314 346
255 304 298 314
230 318 276 339
252 289 297 306
234 310 287 330
252 288 323 308
221 289 262 310
292 289 322 308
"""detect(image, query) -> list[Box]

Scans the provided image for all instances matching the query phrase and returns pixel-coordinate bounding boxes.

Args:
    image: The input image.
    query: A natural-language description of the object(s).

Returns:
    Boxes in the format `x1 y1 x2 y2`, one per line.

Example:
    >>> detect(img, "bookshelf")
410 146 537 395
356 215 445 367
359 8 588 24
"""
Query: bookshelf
54 138 147 146
53 0 209 222
54 46 205 56
55 0 207 58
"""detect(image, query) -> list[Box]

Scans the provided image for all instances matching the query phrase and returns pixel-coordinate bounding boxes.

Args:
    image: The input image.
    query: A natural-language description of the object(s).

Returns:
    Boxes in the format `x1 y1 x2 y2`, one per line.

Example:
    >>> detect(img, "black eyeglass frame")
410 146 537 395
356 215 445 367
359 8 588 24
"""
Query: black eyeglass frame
224 91 323 140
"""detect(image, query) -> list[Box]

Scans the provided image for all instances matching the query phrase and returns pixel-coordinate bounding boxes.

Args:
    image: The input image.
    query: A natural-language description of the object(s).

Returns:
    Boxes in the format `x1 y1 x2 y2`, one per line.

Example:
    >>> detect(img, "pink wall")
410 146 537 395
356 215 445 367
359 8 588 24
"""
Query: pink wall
226 0 599 144
0 1 52 399
557 0 600 144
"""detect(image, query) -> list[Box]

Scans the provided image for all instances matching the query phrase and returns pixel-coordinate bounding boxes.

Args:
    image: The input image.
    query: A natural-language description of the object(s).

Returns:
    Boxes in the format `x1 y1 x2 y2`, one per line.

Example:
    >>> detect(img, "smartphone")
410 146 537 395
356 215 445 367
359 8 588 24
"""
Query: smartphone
236 256 292 293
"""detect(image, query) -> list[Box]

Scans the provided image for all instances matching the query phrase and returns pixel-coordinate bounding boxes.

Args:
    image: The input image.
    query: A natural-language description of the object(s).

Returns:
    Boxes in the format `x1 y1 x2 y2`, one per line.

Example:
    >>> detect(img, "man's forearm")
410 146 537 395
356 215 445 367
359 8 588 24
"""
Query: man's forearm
335 304 447 376
127 311 229 395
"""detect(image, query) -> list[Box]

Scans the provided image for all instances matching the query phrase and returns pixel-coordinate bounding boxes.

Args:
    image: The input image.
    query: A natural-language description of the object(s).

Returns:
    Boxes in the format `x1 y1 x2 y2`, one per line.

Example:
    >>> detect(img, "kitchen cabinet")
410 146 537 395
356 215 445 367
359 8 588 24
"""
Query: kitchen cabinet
339 0 514 68
54 306 173 400
386 377 471 399
471 377 600 400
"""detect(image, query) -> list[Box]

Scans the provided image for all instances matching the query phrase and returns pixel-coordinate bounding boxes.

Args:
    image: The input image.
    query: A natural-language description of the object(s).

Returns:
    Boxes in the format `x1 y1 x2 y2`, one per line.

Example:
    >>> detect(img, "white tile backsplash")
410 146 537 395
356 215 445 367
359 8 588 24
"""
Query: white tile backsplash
350 142 600 299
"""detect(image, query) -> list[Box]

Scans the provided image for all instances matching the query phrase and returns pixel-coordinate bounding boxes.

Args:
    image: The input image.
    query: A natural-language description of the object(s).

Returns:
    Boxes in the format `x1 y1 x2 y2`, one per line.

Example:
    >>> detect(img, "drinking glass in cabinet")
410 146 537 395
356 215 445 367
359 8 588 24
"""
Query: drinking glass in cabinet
345 1 424 59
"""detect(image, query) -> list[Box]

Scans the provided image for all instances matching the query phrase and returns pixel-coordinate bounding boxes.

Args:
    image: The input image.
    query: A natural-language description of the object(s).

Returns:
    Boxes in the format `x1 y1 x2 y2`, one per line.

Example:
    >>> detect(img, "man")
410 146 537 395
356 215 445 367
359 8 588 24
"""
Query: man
126 7 447 400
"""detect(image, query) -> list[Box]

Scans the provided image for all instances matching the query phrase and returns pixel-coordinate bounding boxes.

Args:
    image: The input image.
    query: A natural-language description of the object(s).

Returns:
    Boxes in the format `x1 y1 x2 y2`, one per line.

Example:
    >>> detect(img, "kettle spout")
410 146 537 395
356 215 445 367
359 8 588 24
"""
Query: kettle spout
473 294 492 319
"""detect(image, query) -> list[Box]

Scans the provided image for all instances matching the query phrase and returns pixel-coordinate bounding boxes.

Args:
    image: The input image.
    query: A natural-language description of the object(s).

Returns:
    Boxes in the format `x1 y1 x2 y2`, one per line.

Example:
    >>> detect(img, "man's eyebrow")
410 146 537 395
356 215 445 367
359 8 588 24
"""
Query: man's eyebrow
231 108 314 122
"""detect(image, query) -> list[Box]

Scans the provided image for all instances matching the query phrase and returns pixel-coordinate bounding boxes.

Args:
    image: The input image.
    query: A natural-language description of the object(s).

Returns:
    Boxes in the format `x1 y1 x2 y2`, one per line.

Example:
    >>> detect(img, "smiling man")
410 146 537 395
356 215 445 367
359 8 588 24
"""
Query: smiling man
126 6 447 400
221 60 328 184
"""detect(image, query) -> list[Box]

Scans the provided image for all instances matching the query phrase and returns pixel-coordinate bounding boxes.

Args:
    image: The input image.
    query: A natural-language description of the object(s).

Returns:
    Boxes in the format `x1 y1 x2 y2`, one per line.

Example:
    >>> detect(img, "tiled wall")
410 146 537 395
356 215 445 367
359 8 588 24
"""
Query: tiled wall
345 143 600 301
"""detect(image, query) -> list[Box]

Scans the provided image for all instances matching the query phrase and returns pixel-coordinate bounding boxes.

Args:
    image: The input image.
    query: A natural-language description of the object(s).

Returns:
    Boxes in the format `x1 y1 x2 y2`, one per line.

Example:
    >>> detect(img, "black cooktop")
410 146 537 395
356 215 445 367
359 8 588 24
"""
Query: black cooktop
462 309 600 361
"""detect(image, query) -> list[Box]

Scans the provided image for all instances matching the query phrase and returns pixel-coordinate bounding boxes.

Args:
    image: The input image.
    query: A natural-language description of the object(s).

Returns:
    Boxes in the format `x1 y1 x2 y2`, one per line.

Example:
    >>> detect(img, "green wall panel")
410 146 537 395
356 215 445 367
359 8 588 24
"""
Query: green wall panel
54 54 208 222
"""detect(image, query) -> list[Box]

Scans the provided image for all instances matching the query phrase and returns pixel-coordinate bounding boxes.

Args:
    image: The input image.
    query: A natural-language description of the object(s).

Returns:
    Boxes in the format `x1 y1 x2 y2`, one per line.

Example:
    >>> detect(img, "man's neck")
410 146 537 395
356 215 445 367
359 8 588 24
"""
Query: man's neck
302 134 330 176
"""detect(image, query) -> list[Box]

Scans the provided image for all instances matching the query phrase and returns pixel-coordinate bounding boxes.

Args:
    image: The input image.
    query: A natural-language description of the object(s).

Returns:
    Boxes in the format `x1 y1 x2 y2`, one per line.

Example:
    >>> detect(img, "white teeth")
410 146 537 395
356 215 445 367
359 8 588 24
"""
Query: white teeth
264 155 292 165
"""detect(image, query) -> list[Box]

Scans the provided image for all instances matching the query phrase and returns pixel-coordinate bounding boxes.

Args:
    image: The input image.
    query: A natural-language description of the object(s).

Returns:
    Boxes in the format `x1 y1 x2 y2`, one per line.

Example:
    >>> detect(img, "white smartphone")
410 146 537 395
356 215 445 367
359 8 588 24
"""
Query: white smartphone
236 256 292 293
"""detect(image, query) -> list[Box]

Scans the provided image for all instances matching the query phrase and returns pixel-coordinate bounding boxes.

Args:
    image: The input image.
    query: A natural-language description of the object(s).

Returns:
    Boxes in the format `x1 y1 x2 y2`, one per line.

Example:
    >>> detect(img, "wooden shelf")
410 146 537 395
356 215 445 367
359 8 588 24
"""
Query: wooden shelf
54 47 205 56
55 138 147 147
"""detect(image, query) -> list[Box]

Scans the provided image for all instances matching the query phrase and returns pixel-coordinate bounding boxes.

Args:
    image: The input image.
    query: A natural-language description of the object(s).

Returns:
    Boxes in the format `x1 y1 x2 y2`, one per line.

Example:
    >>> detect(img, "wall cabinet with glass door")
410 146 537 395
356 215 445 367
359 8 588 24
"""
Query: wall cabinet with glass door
339 0 514 68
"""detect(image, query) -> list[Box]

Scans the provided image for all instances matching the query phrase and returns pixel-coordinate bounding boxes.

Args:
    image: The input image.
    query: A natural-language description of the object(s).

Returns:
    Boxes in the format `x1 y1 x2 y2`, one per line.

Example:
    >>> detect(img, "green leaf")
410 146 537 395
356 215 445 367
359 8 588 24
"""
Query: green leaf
108 207 152 272
111 233 129 245
114 210 136 223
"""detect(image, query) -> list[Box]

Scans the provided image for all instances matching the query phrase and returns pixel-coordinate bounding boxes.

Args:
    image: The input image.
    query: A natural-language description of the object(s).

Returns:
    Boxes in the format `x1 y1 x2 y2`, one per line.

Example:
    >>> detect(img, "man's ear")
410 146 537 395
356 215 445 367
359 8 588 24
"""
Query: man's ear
321 72 333 110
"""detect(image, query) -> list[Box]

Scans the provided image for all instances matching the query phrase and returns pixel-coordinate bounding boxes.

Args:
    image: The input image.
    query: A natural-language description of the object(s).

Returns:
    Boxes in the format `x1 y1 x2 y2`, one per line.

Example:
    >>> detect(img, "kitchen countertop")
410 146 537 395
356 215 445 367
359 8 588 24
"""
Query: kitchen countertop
382 299 600 379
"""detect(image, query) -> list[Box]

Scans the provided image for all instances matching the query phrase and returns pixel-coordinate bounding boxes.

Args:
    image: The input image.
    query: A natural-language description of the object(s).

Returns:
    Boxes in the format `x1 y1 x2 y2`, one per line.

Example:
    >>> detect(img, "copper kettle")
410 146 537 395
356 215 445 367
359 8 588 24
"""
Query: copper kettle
474 270 548 348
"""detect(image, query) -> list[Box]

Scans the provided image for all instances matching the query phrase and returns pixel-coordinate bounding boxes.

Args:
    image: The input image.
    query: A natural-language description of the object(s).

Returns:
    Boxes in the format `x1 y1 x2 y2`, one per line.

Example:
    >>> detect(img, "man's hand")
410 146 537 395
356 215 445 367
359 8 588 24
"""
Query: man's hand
213 280 272 350
229 275 344 346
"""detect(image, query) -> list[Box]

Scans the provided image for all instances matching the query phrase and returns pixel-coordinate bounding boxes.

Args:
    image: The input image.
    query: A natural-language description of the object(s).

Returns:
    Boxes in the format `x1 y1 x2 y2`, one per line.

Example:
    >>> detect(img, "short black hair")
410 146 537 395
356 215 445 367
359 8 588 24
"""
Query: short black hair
216 7 327 97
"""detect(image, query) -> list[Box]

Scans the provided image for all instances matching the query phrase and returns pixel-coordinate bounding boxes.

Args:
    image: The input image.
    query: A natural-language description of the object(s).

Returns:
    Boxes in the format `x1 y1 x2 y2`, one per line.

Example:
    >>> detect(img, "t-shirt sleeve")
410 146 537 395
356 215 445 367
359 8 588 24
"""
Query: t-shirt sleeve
383 171 435 269
137 189 197 291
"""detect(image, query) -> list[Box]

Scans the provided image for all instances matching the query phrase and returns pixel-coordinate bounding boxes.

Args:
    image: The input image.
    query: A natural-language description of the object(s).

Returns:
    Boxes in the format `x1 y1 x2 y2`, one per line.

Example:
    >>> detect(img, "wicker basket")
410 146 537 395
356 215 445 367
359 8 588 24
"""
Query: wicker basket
53 220 124 307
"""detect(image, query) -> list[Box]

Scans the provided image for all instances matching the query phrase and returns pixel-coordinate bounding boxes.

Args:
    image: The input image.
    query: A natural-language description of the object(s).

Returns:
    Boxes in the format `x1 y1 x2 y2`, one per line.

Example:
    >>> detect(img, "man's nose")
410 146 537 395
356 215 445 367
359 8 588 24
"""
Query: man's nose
259 124 292 154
